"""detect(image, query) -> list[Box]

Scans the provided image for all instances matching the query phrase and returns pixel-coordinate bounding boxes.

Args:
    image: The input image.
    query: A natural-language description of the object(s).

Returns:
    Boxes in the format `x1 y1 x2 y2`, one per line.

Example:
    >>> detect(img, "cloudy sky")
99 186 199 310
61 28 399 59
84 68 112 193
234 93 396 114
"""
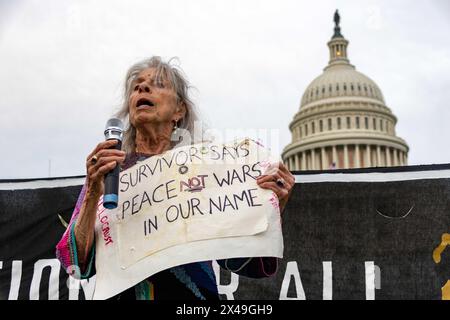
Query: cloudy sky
1 0 449 179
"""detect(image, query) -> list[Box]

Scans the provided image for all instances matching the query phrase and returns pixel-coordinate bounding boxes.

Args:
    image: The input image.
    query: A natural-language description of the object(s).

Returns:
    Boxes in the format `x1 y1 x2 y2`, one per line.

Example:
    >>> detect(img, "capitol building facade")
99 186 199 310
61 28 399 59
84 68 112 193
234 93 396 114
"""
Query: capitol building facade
282 12 409 170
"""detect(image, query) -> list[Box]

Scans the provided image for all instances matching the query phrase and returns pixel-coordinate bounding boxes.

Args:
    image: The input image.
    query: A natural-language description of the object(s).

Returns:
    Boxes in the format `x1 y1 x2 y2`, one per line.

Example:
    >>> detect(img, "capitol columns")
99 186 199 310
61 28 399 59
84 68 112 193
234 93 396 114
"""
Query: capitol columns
344 145 349 169
301 151 306 170
386 147 391 167
285 156 290 170
355 144 361 168
366 145 371 167
311 149 316 170
332 146 337 166
295 153 300 171
321 147 327 170
376 145 381 167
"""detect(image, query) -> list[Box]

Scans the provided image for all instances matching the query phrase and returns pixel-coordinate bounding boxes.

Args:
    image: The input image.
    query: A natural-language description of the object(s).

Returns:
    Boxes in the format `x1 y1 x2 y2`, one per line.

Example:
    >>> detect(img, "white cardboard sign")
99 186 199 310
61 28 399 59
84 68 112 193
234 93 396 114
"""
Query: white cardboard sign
92 139 284 299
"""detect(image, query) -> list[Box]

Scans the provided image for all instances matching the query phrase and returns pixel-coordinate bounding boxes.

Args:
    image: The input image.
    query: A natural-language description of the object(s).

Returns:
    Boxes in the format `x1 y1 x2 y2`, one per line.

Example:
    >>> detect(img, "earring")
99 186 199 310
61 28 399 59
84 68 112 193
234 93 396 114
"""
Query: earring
171 118 186 144
173 119 179 134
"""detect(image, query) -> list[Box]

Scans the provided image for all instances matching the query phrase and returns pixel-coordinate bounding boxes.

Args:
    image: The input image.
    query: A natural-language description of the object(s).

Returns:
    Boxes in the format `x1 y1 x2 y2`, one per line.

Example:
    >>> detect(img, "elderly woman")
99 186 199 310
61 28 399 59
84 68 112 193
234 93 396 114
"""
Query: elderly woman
56 56 295 300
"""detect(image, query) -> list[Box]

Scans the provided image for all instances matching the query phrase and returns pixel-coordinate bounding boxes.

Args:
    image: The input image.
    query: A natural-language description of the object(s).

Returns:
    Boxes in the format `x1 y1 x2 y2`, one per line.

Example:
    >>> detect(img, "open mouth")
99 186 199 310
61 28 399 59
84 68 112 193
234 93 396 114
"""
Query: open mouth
136 97 155 108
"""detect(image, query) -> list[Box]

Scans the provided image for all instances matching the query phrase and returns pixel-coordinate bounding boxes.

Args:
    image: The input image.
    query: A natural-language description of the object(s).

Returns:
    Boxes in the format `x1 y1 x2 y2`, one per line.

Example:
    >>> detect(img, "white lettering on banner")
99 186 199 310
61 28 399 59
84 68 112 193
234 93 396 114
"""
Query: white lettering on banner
279 261 306 300
0 259 382 300
365 261 381 300
323 261 333 300
212 261 239 300
92 139 284 299
1 260 96 300
365 261 375 300
29 259 60 300
8 260 22 300
80 275 96 299
68 275 96 300
278 261 381 300
68 276 79 300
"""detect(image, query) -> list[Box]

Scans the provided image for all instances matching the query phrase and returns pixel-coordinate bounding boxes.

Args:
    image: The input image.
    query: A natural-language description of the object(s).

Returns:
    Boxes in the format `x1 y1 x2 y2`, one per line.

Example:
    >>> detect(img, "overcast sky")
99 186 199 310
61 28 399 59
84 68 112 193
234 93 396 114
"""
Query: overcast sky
1 0 449 179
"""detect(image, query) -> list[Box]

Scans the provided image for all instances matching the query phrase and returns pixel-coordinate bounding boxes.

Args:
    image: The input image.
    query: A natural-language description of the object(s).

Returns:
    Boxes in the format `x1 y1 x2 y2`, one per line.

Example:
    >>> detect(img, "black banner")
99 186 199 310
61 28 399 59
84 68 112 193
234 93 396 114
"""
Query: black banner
1 165 449 300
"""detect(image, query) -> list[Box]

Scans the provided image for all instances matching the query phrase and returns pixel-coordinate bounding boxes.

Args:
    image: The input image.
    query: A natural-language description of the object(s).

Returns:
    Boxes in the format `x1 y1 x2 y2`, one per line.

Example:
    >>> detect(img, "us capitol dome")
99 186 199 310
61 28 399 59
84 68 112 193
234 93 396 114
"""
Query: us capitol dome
282 11 409 170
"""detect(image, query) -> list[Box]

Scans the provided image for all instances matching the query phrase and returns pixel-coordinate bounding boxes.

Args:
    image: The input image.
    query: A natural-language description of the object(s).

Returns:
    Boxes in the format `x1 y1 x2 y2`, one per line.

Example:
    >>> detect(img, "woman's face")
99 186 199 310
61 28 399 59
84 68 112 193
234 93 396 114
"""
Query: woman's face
129 67 185 129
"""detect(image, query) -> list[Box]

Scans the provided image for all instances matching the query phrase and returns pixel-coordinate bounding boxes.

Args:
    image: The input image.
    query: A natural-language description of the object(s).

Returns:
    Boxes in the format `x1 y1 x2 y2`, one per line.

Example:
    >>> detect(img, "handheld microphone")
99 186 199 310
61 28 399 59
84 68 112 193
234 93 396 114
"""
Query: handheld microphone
103 118 124 209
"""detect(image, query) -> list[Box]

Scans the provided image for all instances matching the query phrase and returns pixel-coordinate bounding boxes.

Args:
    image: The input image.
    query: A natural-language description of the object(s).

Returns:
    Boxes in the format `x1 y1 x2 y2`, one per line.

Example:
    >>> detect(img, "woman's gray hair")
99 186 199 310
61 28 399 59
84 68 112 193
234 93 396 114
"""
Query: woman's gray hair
115 56 203 153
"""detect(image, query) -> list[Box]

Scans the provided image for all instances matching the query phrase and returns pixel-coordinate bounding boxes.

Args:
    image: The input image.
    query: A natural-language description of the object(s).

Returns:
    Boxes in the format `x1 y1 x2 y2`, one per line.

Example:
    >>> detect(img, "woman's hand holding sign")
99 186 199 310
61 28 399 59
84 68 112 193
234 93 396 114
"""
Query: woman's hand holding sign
256 161 295 214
